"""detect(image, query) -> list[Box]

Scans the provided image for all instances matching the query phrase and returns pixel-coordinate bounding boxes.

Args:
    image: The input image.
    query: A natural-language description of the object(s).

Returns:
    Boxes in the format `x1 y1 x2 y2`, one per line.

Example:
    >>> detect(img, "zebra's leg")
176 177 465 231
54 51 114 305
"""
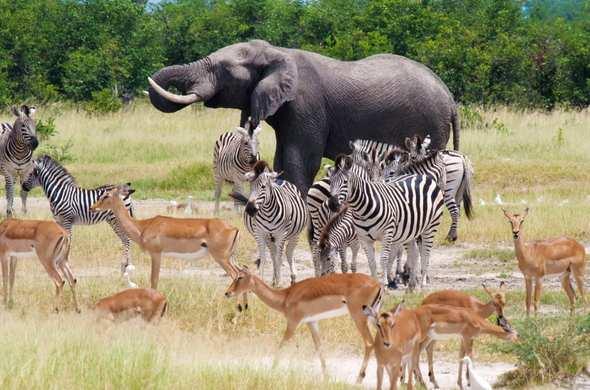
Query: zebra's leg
232 181 244 212
285 238 298 285
213 177 223 215
4 173 14 217
311 243 321 277
386 246 400 289
405 240 420 292
19 179 28 215
379 234 396 286
444 190 460 242
270 238 286 287
418 232 436 288
107 217 136 287
338 247 348 273
360 239 377 278
349 239 359 273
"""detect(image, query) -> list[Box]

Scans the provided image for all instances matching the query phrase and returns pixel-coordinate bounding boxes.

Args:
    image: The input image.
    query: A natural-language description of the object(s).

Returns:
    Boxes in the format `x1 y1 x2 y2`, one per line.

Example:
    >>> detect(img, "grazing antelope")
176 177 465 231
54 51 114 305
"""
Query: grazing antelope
421 282 509 388
503 208 586 315
225 267 383 382
0 218 78 312
90 188 247 309
364 302 517 390
94 288 167 323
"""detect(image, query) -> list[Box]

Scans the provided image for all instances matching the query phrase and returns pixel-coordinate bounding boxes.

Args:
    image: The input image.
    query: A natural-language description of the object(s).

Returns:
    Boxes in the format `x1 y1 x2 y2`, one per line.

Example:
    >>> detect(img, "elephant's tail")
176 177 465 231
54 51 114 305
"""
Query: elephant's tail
452 105 461 150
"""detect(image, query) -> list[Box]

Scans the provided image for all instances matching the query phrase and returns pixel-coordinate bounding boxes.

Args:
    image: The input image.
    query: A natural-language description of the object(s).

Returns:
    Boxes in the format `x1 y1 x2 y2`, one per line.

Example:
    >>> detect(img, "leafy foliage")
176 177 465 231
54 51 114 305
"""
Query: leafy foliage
0 0 589 109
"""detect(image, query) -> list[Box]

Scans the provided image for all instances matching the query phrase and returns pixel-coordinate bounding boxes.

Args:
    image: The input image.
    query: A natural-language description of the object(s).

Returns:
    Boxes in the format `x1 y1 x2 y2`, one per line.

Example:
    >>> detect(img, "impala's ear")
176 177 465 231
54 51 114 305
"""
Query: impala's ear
250 45 298 124
502 208 511 218
392 299 404 316
482 282 494 299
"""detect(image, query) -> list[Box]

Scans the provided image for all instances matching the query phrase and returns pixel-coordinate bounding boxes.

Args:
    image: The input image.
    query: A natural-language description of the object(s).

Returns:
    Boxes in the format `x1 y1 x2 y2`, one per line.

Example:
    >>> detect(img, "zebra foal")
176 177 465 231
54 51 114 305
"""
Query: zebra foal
0 105 39 217
213 126 261 214
22 155 136 286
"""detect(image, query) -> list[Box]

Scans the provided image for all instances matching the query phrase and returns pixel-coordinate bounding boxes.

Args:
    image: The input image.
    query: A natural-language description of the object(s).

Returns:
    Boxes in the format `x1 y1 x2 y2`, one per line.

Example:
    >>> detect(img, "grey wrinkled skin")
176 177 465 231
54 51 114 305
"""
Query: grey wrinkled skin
149 40 460 194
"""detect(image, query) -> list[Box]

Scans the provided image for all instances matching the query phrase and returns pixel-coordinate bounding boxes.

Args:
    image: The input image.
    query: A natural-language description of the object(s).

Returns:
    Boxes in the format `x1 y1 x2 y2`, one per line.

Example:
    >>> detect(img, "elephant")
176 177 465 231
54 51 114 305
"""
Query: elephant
148 40 460 193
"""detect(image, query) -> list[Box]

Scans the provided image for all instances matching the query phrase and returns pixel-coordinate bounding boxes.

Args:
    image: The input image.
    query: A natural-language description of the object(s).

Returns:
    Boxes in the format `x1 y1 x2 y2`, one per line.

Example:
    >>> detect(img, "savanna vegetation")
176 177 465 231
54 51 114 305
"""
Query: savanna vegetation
1 0 589 110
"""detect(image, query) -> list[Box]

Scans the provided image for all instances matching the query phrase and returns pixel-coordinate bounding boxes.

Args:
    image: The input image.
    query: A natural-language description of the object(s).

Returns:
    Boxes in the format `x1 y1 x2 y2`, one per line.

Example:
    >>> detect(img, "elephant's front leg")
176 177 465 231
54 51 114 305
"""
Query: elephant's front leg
275 134 323 194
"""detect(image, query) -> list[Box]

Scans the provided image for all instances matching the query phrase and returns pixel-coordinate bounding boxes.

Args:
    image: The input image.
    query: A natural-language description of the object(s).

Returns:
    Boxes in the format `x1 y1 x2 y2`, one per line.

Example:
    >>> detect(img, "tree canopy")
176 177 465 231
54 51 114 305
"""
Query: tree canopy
1 0 589 109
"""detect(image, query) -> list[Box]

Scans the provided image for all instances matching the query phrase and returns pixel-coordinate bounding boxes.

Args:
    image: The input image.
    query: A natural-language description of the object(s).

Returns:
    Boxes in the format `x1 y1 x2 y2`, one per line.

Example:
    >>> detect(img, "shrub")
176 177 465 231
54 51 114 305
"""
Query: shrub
85 89 122 115
35 117 58 141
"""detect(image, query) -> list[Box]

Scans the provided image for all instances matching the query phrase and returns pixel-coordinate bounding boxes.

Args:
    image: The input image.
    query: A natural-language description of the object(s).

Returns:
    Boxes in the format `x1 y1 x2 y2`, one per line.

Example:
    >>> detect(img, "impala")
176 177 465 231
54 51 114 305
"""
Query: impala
91 188 247 310
94 288 167 323
364 302 517 390
503 208 586 315
0 218 79 312
421 282 510 388
225 267 383 382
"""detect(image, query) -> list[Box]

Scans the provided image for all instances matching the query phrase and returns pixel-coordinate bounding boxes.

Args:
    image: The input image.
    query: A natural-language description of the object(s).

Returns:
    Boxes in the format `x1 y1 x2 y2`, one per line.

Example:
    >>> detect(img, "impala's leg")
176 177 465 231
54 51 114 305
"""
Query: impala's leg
285 238 298 285
561 270 576 315
573 267 586 306
360 239 377 278
273 318 299 369
4 173 14 217
307 321 327 376
108 217 135 287
376 363 384 390
1 254 8 306
524 277 533 316
533 277 543 315
427 341 440 388
412 343 427 388
8 256 17 307
213 177 222 214
150 252 162 289
389 364 400 390
350 308 375 384
338 247 348 273
350 239 359 273
39 259 64 312
59 261 80 313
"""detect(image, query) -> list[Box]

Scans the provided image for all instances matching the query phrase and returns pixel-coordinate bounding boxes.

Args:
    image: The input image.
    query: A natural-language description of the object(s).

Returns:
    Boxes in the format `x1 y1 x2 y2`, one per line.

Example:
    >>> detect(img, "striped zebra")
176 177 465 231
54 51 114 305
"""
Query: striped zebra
21 155 136 286
384 135 473 242
327 154 444 290
307 140 392 277
317 204 360 274
213 126 261 214
0 105 39 217
231 160 308 287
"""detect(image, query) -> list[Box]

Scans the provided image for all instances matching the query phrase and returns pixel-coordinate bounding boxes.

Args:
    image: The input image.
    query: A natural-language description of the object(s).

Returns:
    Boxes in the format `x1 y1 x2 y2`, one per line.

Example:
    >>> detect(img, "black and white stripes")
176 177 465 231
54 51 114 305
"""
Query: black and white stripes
0 105 39 217
21 155 136 286
213 126 261 213
241 160 308 287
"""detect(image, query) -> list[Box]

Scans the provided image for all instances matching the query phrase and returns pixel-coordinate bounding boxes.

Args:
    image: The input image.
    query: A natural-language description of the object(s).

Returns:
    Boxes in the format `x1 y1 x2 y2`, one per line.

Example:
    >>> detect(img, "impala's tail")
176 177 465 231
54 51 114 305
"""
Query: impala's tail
160 301 168 318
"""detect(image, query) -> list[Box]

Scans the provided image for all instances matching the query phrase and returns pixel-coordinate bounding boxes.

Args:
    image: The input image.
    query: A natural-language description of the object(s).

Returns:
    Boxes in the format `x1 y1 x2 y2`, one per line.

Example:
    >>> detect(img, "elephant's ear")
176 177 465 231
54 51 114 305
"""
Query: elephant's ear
250 46 298 124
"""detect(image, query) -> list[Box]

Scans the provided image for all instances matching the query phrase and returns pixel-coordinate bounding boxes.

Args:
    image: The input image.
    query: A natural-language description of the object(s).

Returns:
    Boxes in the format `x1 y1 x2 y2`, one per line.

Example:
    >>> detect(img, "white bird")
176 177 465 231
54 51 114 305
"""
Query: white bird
462 356 492 390
494 193 504 205
479 199 487 206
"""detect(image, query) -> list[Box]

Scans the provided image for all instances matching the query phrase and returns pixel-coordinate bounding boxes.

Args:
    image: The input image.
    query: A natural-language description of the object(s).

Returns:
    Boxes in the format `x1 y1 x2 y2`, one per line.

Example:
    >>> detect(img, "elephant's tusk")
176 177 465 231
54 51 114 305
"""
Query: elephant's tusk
147 77 199 105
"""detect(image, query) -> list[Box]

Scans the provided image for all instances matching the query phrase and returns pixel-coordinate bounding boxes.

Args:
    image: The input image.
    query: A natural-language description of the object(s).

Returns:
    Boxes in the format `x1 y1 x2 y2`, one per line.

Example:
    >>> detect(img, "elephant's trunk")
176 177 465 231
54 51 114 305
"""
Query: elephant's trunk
148 60 211 113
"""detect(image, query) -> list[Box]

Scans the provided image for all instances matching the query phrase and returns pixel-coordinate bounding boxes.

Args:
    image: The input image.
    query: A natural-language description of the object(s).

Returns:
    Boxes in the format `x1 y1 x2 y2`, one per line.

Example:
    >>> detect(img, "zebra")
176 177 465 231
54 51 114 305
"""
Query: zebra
21 155 137 286
317 203 360 275
307 140 392 277
384 135 474 242
231 160 308 287
0 105 39 217
327 154 444 290
213 125 261 214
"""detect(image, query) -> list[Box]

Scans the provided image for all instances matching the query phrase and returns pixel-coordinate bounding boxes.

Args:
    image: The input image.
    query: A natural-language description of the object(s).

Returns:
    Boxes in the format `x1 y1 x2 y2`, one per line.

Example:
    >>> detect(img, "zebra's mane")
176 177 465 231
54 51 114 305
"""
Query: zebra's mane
352 139 395 155
251 160 270 180
319 204 349 249
38 155 77 185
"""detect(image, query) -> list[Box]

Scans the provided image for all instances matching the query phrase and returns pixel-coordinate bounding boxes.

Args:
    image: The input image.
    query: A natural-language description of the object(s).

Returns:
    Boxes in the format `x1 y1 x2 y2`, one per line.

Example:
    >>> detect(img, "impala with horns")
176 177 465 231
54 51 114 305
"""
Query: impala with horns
364 302 517 390
225 267 383 382
94 288 167 323
0 218 78 312
91 188 247 310
503 208 586 315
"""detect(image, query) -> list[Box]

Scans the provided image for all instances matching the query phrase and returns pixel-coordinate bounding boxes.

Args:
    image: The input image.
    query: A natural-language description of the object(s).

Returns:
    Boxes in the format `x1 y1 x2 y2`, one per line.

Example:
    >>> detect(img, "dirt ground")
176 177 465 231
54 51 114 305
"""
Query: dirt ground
13 197 590 389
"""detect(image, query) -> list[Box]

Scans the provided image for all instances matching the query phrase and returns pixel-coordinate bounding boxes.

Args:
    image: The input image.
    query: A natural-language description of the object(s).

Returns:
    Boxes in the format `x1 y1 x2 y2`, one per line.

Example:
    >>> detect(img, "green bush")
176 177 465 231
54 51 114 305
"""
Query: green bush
35 117 58 141
85 89 122 115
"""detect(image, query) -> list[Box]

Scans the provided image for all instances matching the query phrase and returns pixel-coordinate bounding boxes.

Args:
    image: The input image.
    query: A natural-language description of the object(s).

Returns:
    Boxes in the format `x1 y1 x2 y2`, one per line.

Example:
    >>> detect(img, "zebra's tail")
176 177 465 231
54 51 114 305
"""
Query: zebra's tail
307 218 314 246
228 191 248 206
457 155 474 220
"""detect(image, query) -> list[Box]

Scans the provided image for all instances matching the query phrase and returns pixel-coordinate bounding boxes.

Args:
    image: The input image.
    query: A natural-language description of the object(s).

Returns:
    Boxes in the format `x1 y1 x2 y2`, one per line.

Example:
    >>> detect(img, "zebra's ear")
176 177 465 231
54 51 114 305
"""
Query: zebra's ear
235 127 248 137
22 105 36 117
252 126 262 136
11 106 22 118
244 172 256 182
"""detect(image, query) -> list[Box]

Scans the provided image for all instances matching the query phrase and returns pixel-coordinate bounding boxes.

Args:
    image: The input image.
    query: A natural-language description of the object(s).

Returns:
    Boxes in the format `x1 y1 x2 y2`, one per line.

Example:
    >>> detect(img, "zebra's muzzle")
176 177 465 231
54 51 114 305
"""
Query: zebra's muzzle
29 137 39 150
245 202 258 217
328 196 341 212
